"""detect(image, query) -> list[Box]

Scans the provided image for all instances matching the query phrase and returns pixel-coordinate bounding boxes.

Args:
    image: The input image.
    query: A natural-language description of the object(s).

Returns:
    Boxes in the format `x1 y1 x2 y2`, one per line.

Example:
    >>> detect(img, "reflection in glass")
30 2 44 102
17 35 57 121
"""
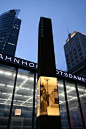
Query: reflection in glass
65 81 84 129
77 83 86 128
10 69 34 129
57 79 69 129
0 64 16 129
37 76 60 117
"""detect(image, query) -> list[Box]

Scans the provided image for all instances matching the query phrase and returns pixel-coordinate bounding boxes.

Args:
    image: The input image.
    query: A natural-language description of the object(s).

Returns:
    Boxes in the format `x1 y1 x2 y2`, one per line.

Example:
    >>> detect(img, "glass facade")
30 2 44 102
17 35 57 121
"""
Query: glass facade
65 80 84 129
0 64 16 129
10 69 34 129
77 83 86 128
0 63 86 129
58 79 69 129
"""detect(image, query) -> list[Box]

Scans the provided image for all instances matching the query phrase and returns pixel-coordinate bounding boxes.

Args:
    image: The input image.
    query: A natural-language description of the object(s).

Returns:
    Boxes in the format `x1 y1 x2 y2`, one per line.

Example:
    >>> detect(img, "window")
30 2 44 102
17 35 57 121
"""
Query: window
75 56 78 59
76 59 79 63
73 48 76 52
70 55 73 59
77 83 86 128
72 62 74 66
65 81 84 128
71 59 74 62
79 52 82 56
80 56 83 60
68 65 70 69
10 69 34 129
67 62 70 66
0 64 16 129
66 54 68 58
78 48 82 52
69 51 72 55
74 51 77 55
77 44 80 48
57 79 69 128
66 55 69 60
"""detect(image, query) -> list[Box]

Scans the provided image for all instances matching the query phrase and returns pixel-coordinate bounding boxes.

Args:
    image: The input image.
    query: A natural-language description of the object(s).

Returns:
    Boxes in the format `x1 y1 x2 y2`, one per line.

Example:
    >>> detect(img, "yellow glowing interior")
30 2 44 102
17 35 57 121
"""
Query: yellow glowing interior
36 76 60 117
36 78 40 117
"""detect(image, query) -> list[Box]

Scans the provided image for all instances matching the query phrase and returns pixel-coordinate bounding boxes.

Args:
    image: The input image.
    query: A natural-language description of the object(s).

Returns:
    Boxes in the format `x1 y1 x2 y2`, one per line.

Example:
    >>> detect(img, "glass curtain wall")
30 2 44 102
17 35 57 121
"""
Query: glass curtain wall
0 64 16 129
10 69 34 129
77 83 86 128
0 62 86 129
65 80 84 129
57 79 69 129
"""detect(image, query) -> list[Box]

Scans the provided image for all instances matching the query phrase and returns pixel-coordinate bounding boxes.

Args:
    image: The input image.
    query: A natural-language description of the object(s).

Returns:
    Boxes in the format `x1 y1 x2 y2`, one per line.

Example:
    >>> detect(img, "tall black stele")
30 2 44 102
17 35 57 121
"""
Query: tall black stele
36 17 61 129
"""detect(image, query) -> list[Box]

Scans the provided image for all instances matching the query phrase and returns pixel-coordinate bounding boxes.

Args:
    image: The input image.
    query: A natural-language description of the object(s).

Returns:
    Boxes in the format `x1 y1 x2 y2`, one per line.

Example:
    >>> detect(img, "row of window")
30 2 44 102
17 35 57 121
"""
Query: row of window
0 18 14 23
0 29 11 34
0 13 16 20
0 36 9 40
0 23 13 27
0 32 10 36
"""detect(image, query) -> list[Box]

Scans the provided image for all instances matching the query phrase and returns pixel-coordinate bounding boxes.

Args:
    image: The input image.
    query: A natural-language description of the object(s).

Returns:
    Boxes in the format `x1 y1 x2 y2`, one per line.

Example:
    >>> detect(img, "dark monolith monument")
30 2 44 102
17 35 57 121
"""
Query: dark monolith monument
36 17 61 129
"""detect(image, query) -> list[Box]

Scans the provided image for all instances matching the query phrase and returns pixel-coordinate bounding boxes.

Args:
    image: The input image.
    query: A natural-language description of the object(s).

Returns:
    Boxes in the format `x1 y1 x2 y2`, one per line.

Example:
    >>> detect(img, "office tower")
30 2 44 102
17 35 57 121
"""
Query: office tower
37 17 61 129
64 31 86 77
0 9 21 56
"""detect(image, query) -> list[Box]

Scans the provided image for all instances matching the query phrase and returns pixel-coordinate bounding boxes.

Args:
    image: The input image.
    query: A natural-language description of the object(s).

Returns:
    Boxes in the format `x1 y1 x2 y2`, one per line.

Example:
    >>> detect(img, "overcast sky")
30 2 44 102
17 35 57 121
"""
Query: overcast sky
0 0 86 71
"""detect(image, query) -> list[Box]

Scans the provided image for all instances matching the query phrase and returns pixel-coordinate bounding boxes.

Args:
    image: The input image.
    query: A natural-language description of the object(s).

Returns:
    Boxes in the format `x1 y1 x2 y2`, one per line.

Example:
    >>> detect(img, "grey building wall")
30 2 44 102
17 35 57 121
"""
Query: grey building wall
64 31 86 77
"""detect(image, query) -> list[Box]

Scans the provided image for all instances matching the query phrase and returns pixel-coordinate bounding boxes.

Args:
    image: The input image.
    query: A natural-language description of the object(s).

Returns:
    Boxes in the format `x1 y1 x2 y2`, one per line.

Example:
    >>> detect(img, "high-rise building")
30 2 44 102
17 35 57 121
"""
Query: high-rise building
0 9 21 56
64 31 86 77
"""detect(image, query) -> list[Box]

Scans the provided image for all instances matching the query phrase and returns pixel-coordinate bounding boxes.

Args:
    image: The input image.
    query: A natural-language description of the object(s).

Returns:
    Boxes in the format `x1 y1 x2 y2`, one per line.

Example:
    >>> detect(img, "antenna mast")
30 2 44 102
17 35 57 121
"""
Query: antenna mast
67 27 69 35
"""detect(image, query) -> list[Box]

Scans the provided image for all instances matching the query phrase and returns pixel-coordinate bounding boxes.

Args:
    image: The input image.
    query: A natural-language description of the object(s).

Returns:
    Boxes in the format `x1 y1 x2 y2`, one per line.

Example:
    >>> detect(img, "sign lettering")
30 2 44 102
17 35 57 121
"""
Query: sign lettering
0 53 85 83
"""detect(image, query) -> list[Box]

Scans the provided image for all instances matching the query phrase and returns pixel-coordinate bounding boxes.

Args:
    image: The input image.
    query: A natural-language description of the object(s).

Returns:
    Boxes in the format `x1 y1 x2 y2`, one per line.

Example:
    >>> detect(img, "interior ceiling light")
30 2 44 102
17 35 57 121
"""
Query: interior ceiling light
2 93 8 94
0 98 7 100
20 87 30 90
67 88 75 93
0 84 5 86
23 95 28 97
58 84 63 87
20 96 33 105
17 74 28 79
78 88 85 91
4 78 28 104
15 78 28 92
0 103 33 108
16 100 24 102
7 85 13 87
0 70 4 74
13 74 15 77
20 75 28 79
15 94 22 96
29 77 34 81
0 70 30 80
60 93 86 104
4 72 12 76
